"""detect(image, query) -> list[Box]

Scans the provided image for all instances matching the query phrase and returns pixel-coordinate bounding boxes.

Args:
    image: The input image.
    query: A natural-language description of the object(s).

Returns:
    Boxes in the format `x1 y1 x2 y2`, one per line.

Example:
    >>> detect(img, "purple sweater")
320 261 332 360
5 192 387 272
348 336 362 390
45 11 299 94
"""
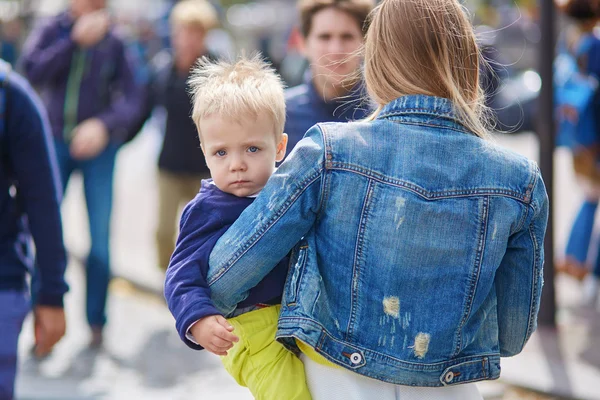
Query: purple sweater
20 12 142 143
164 180 289 350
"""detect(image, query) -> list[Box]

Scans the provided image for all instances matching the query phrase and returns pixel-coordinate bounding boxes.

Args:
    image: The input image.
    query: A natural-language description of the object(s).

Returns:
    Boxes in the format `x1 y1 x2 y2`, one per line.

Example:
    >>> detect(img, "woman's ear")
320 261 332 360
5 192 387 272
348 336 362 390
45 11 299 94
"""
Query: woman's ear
275 133 289 162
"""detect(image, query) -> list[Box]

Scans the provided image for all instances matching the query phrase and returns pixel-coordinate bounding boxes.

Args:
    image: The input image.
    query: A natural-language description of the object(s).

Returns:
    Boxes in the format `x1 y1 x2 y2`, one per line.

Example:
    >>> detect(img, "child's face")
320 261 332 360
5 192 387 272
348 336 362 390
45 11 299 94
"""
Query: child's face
200 113 287 197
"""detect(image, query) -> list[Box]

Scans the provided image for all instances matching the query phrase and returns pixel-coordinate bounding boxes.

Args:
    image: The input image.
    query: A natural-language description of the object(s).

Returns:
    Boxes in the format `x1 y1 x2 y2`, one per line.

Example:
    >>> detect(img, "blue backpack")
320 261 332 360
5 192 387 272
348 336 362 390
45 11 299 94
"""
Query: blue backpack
554 34 599 149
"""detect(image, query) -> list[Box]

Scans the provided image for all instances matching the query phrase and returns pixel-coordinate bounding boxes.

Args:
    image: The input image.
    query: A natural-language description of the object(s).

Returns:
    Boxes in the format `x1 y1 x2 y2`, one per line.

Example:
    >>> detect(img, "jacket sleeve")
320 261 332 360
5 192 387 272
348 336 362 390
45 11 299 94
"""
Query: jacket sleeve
164 201 224 350
495 164 549 357
208 126 326 315
7 74 68 307
20 18 76 86
95 40 144 143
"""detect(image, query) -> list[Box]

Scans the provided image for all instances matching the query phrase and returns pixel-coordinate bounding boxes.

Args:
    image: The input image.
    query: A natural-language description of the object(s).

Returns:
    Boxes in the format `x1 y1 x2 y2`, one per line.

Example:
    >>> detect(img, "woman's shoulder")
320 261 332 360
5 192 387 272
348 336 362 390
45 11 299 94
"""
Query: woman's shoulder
478 138 541 190
313 119 371 138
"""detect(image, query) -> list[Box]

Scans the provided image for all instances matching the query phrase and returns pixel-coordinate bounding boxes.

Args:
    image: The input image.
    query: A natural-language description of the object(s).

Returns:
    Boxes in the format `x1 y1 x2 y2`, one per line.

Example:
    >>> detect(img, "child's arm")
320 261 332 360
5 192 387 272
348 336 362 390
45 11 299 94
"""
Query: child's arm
188 315 239 356
164 200 232 350
207 126 325 313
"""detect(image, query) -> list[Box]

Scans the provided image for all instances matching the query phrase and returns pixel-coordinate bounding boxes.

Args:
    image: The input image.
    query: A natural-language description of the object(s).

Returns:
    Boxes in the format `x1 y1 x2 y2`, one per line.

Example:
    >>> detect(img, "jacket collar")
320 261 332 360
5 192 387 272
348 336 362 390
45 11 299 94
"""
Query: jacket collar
378 95 460 120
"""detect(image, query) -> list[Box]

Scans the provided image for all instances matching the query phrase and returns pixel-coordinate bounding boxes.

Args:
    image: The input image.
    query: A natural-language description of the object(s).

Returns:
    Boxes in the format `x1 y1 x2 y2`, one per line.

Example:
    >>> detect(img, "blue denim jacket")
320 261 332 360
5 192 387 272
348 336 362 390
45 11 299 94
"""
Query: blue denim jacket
208 95 549 387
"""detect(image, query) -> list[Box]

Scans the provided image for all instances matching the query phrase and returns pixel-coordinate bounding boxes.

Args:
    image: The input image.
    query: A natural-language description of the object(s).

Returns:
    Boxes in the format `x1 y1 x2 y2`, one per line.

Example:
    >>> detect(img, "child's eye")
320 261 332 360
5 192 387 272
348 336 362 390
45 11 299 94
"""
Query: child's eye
216 150 227 157
247 146 259 153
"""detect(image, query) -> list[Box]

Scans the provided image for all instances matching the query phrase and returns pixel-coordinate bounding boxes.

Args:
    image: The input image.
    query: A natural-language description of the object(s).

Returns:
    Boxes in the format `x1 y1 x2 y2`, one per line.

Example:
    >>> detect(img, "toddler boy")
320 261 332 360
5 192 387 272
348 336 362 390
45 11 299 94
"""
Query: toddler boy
164 55 311 400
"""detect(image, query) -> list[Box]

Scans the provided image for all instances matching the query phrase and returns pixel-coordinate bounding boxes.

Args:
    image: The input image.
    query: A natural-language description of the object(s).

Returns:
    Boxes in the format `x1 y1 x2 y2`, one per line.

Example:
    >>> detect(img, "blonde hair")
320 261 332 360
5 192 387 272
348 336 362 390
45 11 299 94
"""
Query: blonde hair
364 0 490 139
189 55 286 140
169 0 219 31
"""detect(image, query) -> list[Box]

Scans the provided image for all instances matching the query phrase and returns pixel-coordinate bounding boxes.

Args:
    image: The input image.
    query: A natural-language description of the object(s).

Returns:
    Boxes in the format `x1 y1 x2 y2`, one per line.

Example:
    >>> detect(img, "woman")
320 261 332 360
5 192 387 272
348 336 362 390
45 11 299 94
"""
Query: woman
554 0 600 305
207 0 549 398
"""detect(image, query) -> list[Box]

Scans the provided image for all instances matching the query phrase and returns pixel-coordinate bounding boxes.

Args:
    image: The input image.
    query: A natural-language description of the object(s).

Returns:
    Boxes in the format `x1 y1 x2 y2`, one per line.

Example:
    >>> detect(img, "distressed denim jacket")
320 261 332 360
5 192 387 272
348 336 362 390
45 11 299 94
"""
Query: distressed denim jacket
208 95 549 387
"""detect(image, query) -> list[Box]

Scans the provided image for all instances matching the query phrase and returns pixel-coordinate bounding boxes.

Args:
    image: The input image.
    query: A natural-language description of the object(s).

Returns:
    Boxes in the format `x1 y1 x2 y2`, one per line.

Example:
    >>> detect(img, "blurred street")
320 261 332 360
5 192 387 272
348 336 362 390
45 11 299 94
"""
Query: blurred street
10 121 600 400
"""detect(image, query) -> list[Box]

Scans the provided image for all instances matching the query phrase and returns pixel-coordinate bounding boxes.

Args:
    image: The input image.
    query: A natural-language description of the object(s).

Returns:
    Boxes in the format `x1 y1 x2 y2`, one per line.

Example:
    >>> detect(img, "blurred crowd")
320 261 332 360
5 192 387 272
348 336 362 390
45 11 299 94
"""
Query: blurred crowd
2 0 600 399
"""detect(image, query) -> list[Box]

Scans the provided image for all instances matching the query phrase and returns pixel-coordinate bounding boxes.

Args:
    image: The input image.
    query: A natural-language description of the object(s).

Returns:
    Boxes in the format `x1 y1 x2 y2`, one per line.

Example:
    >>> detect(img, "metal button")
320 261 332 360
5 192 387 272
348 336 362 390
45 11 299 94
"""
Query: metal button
444 371 454 383
350 352 362 364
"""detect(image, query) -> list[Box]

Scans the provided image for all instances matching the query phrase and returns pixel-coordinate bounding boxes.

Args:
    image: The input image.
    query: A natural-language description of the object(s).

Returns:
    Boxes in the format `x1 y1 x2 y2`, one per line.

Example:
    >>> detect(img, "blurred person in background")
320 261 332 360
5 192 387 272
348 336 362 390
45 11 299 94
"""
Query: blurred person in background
554 0 600 307
0 60 68 400
19 0 143 348
135 0 218 271
284 0 375 153
0 19 22 66
117 15 163 89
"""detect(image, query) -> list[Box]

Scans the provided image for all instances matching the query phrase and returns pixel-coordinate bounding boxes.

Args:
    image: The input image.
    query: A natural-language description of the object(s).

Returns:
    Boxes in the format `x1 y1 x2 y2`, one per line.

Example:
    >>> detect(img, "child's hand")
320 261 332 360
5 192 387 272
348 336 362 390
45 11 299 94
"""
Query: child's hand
190 315 239 356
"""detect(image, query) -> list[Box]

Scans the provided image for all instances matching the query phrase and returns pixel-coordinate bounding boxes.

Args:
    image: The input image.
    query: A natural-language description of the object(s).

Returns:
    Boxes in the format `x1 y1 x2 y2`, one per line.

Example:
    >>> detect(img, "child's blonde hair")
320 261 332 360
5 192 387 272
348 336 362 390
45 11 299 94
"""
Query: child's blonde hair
169 0 219 31
189 55 286 139
364 0 489 139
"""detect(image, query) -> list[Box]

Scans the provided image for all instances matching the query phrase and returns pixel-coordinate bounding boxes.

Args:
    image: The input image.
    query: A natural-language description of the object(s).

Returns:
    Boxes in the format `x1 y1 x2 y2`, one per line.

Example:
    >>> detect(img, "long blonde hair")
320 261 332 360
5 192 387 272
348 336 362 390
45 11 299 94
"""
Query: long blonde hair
364 0 490 139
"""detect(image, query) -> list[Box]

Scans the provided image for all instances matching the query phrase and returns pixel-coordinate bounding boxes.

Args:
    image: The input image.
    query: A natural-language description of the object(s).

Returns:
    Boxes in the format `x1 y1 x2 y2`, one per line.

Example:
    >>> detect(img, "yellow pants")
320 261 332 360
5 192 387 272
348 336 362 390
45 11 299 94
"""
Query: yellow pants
221 305 312 400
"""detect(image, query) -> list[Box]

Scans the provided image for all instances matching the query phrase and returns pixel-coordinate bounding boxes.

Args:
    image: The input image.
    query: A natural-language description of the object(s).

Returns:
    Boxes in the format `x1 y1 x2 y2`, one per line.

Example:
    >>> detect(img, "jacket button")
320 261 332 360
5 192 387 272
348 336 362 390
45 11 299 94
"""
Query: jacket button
350 353 362 364
444 371 454 383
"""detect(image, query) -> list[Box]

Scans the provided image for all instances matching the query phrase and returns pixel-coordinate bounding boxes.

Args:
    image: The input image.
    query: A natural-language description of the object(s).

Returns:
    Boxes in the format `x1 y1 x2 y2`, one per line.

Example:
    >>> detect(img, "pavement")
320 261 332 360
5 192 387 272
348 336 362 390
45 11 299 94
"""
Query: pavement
15 124 600 399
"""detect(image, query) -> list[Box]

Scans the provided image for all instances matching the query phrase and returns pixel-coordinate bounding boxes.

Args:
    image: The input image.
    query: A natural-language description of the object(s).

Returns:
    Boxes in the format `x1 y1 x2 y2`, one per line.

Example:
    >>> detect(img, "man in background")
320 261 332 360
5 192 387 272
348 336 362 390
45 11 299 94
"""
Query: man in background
20 0 142 348
285 0 375 153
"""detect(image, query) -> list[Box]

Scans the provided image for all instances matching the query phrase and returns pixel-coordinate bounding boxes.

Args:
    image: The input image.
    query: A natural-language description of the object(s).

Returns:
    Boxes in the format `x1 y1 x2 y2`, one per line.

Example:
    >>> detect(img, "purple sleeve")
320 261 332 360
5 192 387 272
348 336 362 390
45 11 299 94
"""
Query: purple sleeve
96 40 144 143
20 18 76 86
164 201 224 350
8 74 69 307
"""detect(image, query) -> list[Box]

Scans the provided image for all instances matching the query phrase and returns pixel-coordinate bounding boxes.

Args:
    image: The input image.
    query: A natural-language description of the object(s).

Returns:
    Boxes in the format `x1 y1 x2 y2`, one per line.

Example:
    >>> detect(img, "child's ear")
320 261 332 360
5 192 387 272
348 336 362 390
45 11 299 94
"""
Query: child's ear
275 133 288 162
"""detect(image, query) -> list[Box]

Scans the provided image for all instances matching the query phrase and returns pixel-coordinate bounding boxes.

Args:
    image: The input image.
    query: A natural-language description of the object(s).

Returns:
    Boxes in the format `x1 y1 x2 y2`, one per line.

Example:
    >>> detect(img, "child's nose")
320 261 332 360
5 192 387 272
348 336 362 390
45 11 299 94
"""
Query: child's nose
229 155 246 172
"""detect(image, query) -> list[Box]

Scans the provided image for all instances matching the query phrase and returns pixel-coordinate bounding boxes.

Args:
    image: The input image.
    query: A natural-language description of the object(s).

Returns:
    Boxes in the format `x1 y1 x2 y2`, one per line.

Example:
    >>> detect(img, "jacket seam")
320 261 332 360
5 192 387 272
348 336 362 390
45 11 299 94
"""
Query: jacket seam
453 195 490 357
287 244 308 305
514 166 540 233
524 223 541 344
379 108 464 122
346 178 375 340
513 202 530 235
524 161 539 205
384 118 474 136
318 124 332 218
207 171 322 285
328 163 529 201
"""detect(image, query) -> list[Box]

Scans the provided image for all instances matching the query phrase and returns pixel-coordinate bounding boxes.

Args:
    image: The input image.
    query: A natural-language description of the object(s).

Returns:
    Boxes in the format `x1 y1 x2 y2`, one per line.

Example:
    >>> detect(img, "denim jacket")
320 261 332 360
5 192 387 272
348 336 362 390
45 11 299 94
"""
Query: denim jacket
208 95 549 387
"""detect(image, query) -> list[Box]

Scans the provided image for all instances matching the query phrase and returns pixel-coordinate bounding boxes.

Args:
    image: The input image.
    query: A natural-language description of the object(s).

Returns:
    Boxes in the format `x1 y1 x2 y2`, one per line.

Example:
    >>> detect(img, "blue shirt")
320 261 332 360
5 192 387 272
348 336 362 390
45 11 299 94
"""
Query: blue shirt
284 78 372 153
0 65 68 306
164 180 289 350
